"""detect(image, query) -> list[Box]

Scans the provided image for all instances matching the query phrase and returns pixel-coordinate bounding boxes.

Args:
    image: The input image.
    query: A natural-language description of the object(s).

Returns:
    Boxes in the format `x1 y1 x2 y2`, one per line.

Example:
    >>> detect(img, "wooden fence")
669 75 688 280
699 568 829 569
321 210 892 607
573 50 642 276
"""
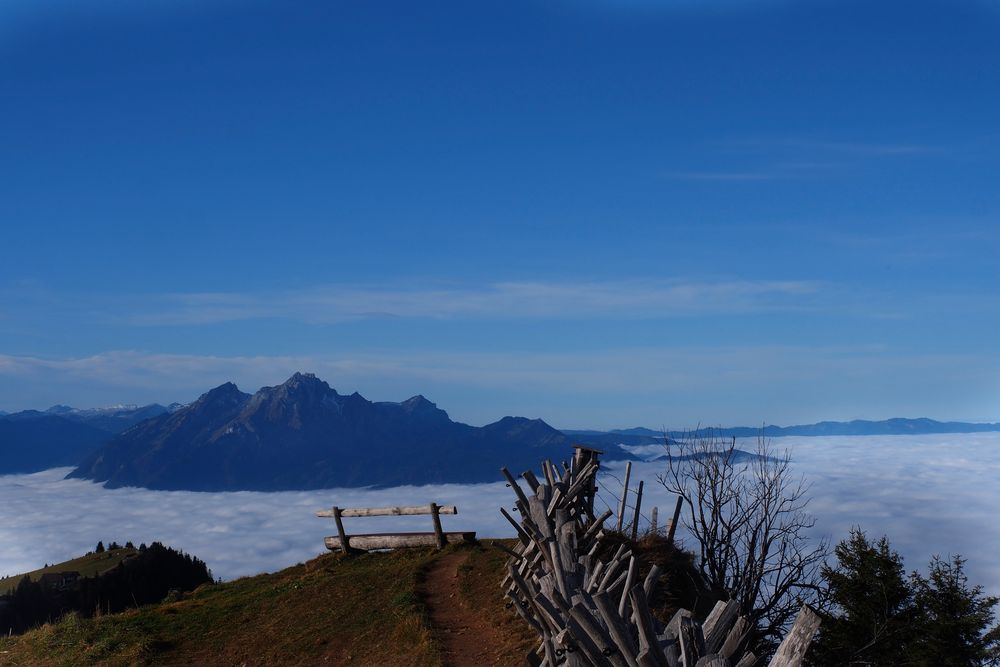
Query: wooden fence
500 446 820 666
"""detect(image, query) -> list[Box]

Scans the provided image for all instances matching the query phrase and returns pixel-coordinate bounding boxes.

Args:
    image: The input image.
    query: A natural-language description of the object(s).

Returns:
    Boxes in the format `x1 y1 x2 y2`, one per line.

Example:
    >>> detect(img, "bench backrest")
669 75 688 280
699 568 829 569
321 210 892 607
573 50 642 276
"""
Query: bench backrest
316 504 457 518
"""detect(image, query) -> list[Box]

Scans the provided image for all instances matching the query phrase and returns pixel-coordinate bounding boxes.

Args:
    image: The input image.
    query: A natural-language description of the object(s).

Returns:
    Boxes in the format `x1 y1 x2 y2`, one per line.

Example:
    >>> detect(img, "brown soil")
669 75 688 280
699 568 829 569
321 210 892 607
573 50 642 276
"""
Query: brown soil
421 549 523 667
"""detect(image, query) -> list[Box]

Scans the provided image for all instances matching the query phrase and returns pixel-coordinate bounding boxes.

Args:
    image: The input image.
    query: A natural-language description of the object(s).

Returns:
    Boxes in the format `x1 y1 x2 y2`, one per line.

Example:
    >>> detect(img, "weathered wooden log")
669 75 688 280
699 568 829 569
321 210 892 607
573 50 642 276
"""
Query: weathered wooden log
570 602 629 667
508 588 546 636
703 600 739 654
630 480 644 541
630 585 669 667
543 460 556 489
565 613 616 667
619 556 638 616
767 605 820 667
643 564 662 598
522 469 542 493
593 590 640 667
663 608 693 642
500 507 533 546
677 616 706 667
502 467 532 514
597 548 631 593
617 461 633 532
582 509 613 544
491 540 524 561
555 628 589 667
694 657 730 667
667 495 684 546
719 616 750 659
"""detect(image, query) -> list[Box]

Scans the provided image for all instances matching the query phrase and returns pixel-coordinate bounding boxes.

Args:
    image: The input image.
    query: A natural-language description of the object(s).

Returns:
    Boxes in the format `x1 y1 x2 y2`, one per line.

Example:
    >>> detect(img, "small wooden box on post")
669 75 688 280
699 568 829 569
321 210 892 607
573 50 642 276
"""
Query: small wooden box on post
316 503 475 553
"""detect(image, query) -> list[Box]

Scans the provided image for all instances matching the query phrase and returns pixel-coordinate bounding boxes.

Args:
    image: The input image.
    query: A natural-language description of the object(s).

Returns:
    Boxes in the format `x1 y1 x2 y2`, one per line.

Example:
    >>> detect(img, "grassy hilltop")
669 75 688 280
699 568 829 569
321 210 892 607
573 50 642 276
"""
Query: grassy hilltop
0 548 137 596
0 542 533 666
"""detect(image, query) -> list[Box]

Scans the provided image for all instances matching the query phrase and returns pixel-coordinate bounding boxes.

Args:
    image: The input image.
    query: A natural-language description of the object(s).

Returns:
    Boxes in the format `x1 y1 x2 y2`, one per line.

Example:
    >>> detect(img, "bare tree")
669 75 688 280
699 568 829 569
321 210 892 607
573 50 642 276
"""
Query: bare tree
656 431 828 655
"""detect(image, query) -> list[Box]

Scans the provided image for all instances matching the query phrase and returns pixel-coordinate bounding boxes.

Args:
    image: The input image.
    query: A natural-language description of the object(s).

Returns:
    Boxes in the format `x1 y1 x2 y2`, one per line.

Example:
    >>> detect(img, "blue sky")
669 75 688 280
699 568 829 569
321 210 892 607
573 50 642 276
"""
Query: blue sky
2 0 999 428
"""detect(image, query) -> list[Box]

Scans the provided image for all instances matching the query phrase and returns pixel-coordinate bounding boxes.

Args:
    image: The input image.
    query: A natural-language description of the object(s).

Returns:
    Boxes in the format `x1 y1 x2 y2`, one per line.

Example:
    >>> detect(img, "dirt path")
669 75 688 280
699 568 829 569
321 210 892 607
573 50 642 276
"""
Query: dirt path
420 551 512 667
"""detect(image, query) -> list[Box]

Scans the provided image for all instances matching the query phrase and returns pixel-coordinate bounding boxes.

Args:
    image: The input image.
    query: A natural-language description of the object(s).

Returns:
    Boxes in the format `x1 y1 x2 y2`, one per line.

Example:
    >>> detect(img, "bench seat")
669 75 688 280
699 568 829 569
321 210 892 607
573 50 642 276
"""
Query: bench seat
324 531 477 552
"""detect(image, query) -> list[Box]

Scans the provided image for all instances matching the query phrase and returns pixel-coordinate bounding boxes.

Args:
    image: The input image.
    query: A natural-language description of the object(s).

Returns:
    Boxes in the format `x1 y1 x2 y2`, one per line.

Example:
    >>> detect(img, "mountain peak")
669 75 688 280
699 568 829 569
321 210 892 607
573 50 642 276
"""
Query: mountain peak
281 372 331 393
397 394 450 422
402 394 434 408
194 382 249 409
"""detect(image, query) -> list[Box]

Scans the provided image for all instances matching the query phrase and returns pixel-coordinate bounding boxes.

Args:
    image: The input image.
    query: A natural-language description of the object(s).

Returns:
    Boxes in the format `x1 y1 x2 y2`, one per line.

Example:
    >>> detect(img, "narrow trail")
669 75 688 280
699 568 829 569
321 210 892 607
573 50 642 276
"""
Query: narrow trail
421 551 510 667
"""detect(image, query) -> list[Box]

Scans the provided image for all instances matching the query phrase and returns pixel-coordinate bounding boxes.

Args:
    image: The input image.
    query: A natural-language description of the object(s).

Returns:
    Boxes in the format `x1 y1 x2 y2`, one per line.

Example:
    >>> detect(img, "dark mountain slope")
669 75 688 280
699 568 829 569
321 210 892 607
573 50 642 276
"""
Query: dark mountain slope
0 415 112 474
69 373 570 491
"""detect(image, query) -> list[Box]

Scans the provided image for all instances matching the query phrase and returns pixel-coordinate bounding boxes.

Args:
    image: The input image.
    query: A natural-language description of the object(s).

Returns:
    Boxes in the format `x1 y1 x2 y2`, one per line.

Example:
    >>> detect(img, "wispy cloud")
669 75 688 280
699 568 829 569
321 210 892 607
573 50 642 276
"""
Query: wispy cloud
126 279 821 326
667 136 939 183
664 170 785 182
750 139 936 157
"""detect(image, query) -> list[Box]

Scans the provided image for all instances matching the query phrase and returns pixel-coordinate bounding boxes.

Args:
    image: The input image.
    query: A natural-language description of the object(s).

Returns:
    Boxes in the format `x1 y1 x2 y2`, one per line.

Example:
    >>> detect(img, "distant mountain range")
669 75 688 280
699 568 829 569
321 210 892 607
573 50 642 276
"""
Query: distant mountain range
3 375 1000 488
0 402 183 475
564 418 1000 447
67 373 571 490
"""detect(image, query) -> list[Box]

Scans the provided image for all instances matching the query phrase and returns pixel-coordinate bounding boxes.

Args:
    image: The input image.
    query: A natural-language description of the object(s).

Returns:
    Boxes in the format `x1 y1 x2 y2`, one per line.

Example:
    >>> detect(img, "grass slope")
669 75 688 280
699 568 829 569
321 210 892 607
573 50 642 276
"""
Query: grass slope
0 548 137 595
0 541 533 666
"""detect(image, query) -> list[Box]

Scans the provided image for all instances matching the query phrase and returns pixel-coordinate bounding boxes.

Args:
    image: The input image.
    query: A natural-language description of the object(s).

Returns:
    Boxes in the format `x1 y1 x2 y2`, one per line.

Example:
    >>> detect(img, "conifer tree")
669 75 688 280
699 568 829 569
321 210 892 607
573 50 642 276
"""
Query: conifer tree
808 529 915 666
909 555 1000 666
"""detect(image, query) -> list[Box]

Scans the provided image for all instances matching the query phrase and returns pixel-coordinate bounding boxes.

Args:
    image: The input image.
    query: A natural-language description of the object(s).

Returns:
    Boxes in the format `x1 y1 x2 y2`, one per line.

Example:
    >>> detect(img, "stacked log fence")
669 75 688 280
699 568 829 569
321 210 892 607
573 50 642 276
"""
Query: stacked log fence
499 447 820 667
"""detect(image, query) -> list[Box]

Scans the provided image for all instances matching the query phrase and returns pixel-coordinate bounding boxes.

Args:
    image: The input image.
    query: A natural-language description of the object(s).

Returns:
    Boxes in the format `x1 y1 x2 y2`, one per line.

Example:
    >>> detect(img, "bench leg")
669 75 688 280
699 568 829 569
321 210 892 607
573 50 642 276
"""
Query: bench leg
430 502 446 550
333 507 356 554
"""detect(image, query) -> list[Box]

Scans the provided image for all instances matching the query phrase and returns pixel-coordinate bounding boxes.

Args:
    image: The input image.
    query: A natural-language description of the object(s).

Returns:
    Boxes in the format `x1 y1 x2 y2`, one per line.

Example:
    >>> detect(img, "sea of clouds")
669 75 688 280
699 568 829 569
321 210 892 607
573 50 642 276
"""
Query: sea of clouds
2 433 998 594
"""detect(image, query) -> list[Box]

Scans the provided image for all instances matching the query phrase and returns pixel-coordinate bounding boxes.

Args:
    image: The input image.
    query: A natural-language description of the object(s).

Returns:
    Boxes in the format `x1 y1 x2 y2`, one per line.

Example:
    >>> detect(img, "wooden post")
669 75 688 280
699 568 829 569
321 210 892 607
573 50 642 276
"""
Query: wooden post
667 495 683 546
332 506 351 554
616 461 632 533
430 502 446 550
650 506 658 535
630 480 643 542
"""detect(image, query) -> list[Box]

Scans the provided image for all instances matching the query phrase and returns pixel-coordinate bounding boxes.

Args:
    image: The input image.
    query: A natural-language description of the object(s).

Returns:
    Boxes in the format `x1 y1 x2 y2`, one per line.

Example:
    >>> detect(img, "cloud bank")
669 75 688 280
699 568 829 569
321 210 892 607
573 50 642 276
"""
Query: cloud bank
1 433 999 596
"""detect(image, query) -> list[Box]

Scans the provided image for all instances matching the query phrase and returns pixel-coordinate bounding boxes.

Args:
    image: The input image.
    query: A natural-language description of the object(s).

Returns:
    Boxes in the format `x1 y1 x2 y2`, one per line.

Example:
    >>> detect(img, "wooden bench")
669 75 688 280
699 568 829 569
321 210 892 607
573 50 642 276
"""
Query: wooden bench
316 503 476 552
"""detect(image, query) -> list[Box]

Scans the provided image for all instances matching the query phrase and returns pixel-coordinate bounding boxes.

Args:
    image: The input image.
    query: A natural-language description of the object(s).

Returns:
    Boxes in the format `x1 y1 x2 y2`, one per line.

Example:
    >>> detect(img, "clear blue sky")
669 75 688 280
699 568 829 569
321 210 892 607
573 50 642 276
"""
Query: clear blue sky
2 0 999 428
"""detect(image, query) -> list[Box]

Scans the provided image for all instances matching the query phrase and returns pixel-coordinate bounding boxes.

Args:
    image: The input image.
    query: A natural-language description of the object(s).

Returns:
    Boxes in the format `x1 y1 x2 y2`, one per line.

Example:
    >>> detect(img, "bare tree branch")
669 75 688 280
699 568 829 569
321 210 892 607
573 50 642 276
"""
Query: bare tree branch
656 431 829 656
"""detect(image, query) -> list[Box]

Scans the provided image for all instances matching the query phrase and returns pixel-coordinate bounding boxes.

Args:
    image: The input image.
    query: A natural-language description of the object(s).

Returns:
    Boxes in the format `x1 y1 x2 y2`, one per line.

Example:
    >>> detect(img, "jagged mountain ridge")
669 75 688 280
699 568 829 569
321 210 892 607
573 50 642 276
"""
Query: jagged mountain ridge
68 373 571 491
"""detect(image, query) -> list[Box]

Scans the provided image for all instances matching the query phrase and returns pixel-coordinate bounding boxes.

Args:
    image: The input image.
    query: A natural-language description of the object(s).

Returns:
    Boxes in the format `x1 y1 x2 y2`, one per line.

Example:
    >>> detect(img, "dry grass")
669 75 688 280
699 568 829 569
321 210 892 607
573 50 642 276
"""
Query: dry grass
0 548 445 666
0 542 541 667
